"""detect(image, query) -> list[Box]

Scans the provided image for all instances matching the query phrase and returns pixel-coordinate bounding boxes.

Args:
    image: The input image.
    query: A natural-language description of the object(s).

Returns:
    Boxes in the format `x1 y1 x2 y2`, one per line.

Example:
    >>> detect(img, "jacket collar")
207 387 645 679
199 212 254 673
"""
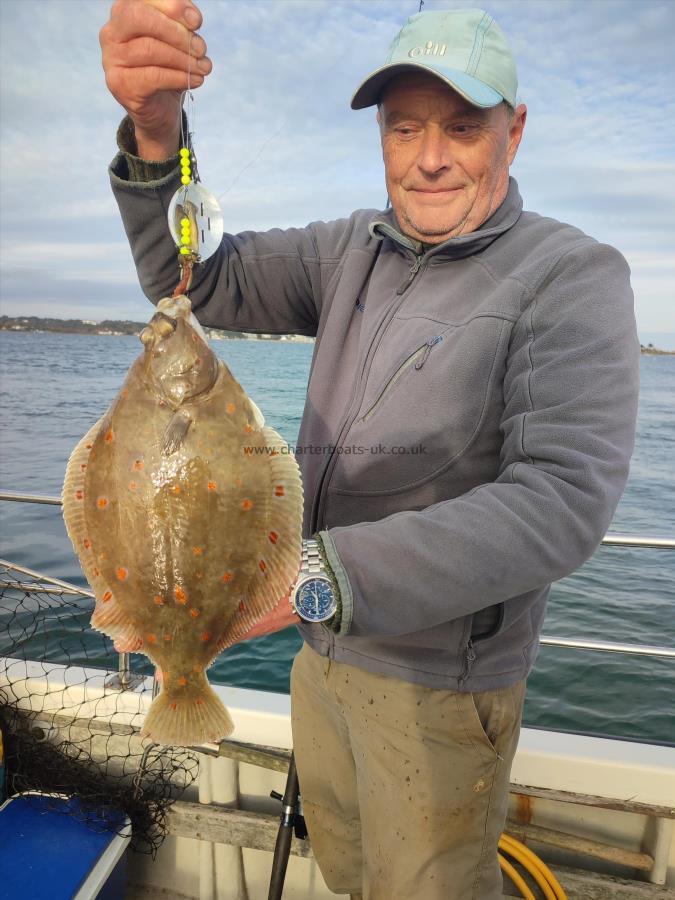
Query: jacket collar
368 176 523 261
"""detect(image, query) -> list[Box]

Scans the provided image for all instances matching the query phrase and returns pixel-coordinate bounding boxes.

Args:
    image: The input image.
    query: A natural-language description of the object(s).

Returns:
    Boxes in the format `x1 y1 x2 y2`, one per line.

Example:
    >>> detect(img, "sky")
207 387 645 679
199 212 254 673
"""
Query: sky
0 0 673 339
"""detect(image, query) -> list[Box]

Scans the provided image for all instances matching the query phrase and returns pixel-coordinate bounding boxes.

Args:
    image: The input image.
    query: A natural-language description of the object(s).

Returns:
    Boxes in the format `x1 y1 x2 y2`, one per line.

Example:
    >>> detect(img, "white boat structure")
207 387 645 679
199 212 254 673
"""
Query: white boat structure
0 491 674 899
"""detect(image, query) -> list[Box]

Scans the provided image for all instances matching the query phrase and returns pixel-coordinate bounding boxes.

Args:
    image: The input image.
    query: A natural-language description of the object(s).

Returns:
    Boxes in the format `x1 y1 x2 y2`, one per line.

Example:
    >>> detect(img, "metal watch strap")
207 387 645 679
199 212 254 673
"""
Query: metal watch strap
301 538 325 577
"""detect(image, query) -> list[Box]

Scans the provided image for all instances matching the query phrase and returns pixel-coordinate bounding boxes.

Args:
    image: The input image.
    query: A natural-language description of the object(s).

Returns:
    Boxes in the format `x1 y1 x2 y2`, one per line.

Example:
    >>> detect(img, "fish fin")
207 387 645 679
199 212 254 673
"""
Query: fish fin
162 411 192 455
91 600 144 649
141 670 234 745
217 425 304 648
248 397 265 428
63 414 144 649
62 415 110 593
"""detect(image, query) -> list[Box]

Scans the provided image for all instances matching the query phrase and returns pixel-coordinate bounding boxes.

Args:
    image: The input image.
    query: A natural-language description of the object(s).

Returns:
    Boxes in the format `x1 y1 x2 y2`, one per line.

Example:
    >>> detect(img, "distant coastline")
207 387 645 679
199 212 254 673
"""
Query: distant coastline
640 342 675 356
3 316 672 353
0 316 314 343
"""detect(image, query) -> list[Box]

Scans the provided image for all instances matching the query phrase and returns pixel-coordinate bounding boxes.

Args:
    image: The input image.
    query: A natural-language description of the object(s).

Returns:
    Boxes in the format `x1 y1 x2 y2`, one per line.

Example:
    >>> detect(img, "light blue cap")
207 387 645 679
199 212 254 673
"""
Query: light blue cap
351 9 518 110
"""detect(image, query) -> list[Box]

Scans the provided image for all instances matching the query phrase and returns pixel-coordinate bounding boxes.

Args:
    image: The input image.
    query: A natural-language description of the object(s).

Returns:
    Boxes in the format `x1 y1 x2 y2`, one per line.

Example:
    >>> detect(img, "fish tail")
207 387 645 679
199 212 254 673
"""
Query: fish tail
140 670 234 746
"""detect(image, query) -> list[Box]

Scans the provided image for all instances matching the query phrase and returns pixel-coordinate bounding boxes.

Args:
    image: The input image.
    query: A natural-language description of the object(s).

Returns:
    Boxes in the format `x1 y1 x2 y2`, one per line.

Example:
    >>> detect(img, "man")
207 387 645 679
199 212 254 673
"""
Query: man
101 3 639 897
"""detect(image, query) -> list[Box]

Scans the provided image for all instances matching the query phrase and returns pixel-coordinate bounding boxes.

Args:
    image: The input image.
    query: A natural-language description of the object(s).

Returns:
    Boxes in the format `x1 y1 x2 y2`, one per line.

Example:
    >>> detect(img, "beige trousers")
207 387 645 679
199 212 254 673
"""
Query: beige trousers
290 642 525 900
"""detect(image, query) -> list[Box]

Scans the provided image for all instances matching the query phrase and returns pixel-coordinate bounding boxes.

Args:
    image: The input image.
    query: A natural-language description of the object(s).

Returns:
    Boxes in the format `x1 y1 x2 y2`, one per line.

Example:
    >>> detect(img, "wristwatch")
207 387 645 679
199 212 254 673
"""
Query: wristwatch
290 538 338 624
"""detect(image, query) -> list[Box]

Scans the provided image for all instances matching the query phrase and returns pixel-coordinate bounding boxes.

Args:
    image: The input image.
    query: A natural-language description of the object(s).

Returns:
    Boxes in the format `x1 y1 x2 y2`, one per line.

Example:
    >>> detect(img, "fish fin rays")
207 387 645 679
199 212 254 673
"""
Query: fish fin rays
141 670 234 745
217 425 304 648
62 415 109 595
90 600 144 649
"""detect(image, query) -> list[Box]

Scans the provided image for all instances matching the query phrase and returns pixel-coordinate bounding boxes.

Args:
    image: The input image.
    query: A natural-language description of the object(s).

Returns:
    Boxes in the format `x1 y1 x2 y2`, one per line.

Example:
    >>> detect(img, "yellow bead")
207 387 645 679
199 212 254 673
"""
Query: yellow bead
181 225 191 237
181 175 191 185
181 167 191 178
180 246 191 255
181 235 191 245
180 217 190 227
179 147 190 158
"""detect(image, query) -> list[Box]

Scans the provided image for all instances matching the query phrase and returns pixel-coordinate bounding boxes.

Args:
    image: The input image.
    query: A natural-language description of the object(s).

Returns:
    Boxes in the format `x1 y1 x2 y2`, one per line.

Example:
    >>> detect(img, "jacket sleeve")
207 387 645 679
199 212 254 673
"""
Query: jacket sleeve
109 120 344 337
319 240 640 637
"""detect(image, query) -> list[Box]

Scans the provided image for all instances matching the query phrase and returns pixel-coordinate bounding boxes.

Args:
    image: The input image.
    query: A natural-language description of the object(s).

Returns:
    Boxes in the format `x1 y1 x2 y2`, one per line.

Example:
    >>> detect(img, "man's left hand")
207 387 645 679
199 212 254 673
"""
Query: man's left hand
235 588 301 643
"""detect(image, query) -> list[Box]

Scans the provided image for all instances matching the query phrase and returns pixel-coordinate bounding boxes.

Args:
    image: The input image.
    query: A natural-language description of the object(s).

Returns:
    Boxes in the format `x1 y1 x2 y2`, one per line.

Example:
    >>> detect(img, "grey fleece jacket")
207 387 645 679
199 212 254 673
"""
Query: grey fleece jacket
109 140 640 692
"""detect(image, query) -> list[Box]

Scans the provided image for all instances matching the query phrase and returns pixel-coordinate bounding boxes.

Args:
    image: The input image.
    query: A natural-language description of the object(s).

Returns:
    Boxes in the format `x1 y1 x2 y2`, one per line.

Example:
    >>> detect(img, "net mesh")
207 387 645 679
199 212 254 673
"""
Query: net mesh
0 559 199 855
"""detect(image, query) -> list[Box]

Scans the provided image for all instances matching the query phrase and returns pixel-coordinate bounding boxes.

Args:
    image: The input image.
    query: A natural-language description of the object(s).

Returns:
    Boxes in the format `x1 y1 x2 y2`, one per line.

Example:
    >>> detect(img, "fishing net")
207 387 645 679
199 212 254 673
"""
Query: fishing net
0 558 199 855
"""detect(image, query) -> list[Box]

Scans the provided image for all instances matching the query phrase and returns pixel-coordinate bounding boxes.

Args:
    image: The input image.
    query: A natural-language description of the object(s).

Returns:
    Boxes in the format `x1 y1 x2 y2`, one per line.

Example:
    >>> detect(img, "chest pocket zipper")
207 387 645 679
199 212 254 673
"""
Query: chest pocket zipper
358 335 444 423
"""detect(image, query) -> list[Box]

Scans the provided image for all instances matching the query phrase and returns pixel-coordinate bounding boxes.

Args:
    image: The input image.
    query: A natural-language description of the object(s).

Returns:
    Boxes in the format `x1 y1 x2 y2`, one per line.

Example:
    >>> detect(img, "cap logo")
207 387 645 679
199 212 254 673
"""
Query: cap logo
408 40 447 59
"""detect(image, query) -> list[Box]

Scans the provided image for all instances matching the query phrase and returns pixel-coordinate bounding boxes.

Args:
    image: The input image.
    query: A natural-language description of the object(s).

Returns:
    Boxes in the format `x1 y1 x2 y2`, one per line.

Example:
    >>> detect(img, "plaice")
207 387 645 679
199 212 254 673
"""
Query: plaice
62 295 303 746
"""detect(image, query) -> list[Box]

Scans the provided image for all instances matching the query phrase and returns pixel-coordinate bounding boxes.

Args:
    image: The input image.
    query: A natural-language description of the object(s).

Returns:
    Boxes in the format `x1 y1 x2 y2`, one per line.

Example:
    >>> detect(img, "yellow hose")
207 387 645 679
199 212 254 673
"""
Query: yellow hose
498 832 568 899
498 853 537 900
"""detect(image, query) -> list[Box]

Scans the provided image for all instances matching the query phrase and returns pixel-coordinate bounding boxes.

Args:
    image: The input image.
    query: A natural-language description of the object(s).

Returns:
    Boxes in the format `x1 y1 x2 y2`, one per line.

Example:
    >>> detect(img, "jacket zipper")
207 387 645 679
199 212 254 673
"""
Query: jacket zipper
310 253 424 533
459 638 476 688
396 256 423 295
358 334 444 423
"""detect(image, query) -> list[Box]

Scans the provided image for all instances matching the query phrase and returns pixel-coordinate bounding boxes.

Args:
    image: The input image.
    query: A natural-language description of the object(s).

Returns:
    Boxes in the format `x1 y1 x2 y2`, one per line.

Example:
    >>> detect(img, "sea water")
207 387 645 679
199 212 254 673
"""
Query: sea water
0 332 673 744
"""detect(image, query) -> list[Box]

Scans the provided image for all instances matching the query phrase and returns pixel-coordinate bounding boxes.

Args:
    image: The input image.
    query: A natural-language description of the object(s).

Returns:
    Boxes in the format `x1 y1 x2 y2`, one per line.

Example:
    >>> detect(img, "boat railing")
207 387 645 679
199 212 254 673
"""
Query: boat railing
1 489 674 691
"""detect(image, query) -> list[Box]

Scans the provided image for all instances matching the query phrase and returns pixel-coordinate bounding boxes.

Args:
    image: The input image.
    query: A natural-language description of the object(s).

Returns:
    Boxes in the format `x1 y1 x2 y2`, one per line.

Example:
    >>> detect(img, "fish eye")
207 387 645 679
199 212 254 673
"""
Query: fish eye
153 313 177 338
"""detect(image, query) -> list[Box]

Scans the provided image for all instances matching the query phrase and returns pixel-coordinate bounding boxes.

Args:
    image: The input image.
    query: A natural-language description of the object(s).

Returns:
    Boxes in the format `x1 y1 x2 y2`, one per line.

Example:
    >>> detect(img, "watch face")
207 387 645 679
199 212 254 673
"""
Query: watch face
295 577 336 622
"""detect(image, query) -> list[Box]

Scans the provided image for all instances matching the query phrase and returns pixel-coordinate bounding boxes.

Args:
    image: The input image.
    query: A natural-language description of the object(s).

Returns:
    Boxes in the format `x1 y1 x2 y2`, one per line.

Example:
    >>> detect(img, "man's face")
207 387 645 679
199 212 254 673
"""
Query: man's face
378 73 526 243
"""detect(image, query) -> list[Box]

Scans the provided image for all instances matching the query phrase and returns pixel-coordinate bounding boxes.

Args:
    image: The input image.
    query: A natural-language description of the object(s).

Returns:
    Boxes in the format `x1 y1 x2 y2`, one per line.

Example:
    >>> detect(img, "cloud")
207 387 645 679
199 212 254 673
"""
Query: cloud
0 0 673 330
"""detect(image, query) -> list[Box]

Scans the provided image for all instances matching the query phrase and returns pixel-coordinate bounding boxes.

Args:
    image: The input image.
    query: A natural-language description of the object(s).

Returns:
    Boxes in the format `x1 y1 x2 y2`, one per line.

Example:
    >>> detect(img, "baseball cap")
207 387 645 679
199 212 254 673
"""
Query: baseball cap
351 9 517 110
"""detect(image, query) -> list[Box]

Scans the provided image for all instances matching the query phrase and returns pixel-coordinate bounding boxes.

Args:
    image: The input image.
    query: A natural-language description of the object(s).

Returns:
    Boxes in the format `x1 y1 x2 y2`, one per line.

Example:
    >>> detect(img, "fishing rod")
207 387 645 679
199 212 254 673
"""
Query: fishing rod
268 752 307 900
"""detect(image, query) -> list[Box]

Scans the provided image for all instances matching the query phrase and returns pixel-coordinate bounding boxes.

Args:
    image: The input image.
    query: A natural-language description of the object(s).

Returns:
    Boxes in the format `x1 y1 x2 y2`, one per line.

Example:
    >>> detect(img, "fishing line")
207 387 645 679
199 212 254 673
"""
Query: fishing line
214 46 351 205
166 26 224 296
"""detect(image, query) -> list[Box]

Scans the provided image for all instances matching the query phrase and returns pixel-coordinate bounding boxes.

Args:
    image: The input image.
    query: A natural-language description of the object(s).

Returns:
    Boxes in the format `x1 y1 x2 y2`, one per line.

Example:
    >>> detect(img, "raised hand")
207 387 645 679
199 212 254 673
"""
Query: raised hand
100 0 212 159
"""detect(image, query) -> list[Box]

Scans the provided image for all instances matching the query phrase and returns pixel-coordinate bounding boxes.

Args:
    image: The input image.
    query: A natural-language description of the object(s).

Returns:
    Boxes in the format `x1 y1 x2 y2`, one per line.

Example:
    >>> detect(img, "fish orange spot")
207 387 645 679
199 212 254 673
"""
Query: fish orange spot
163 633 172 642
171 484 182 494
120 388 129 399
221 571 233 583
133 459 144 471
83 538 92 550
225 402 235 414
192 546 203 556
195 699 204 707
146 633 157 644
174 587 187 604
158 399 166 407
80 463 87 471
177 676 187 686
207 481 217 491
244 423 253 433
234 477 242 487
259 559 267 573
92 567 100 577
270 449 279 456
274 485 285 496
238 600 246 613
85 443 93 450
193 665 202 674
129 481 138 491
268 531 278 544
241 498 253 511
153 595 164 606
104 429 114 443
97 497 108 509
190 608 200 618
116 567 128 581
170 702 177 711
201 631 211 642
102 591 113 603
75 489 84 500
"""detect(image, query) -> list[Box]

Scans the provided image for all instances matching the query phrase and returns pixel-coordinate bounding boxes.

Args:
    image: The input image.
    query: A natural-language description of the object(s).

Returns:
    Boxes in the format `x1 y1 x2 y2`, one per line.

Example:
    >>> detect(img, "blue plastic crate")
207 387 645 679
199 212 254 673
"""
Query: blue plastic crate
0 792 131 900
